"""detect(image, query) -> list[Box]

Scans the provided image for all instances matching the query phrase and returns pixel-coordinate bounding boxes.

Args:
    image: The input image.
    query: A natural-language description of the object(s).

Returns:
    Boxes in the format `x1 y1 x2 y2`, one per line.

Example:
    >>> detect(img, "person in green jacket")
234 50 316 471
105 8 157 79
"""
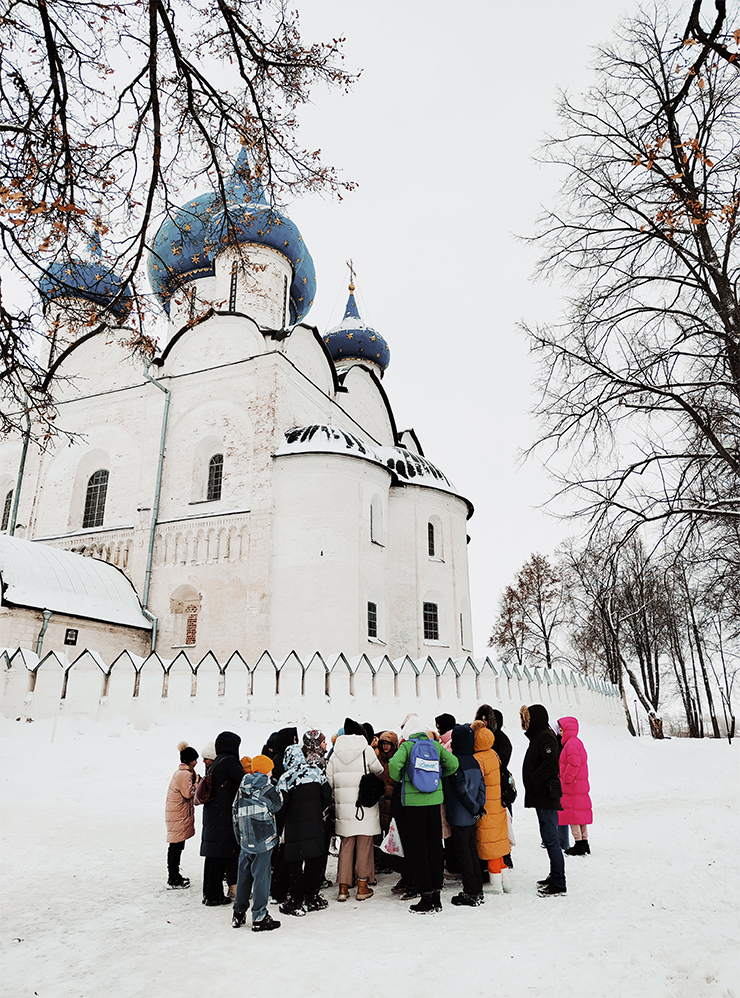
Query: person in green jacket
388 714 459 913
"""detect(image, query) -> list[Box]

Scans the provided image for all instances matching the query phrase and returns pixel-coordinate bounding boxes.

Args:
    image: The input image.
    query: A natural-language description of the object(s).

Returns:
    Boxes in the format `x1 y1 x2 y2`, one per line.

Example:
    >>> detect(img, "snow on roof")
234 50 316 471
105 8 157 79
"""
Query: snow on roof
0 536 152 630
276 424 473 516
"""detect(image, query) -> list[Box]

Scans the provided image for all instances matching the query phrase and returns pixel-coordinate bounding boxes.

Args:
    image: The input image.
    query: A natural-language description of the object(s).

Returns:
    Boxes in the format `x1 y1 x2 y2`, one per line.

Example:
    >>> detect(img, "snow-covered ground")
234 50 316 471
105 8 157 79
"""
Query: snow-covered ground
1 713 738 998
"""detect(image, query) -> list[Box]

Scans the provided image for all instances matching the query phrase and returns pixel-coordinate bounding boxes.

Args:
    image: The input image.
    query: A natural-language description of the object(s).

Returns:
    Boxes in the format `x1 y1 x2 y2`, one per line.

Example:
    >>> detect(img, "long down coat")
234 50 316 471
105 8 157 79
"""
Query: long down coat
557 716 593 827
326 733 384 837
200 731 244 859
472 722 510 861
165 764 197 843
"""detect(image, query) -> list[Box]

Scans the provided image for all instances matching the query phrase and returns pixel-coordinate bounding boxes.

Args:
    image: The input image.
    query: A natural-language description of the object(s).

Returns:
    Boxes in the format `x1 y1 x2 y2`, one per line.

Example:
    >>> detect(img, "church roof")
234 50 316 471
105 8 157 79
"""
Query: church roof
147 148 316 324
0 536 152 630
323 287 390 372
38 225 133 320
276 424 473 516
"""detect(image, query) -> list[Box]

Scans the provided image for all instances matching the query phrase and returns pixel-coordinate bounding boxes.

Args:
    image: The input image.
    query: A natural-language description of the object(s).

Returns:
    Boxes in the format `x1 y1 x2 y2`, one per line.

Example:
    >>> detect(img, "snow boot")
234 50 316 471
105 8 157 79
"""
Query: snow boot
232 911 246 929
409 893 436 914
167 875 190 890
484 873 503 895
538 880 567 897
565 840 589 856
451 892 482 907
356 879 374 901
582 840 591 854
501 869 513 894
337 883 350 902
252 912 281 932
305 893 329 912
431 890 442 912
203 894 232 906
278 897 307 916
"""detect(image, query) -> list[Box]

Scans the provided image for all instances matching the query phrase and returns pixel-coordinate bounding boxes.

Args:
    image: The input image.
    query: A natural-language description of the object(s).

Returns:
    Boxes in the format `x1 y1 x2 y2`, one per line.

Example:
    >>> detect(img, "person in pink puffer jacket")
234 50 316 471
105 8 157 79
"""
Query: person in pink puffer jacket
557 716 593 855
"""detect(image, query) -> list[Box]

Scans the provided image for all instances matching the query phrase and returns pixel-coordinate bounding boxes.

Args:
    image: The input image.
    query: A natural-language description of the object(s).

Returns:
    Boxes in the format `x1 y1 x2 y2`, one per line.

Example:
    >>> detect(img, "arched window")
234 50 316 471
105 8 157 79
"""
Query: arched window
367 601 378 639
427 515 443 560
207 454 223 501
170 585 202 647
82 470 109 528
428 521 435 557
1 489 12 531
229 261 238 312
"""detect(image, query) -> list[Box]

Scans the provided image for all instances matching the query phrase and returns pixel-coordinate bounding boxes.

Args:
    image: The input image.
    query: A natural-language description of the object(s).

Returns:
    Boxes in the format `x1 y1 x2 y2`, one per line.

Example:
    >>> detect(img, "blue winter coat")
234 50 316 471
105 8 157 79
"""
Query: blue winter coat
444 724 487 827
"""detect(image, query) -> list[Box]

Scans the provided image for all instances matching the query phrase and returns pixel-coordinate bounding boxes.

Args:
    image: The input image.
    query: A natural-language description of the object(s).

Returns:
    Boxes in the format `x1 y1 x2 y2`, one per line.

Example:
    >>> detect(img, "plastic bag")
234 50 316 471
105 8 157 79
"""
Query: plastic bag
380 817 404 858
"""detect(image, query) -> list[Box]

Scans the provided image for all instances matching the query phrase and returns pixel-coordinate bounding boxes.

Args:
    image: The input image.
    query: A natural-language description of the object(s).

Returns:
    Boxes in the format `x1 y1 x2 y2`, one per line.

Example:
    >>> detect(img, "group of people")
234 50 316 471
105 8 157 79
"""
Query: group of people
164 702 593 931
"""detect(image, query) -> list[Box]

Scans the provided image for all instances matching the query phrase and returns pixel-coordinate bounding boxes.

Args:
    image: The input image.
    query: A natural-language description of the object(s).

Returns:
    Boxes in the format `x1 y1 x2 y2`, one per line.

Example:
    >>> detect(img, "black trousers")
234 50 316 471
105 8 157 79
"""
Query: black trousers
287 855 324 902
167 841 185 880
451 825 483 897
401 804 444 895
202 856 238 902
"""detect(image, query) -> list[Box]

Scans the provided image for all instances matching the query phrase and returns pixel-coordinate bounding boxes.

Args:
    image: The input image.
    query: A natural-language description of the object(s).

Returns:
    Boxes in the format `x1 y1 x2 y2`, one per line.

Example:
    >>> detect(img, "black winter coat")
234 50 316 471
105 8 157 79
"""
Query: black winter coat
493 729 513 769
522 709 562 811
280 781 333 863
200 733 243 858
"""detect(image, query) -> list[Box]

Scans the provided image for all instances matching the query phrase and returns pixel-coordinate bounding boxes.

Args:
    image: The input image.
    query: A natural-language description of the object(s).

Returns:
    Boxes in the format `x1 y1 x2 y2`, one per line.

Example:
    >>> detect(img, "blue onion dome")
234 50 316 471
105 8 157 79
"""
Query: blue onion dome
39 223 133 321
147 147 316 324
323 285 390 373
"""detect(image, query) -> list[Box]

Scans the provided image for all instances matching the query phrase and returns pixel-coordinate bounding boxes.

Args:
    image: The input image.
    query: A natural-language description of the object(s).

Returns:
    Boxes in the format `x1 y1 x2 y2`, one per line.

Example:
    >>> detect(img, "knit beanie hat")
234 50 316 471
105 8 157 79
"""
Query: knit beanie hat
251 755 274 775
435 712 456 734
201 740 216 761
178 741 198 764
241 756 253 773
343 717 366 738
361 722 375 745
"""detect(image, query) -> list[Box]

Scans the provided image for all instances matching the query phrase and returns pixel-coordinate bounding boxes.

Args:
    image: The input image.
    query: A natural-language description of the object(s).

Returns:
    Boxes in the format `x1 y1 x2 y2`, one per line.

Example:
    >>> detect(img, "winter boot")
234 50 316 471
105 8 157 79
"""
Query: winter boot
167 875 190 890
503 853 514 869
305 893 329 912
356 879 374 901
337 883 350 902
484 872 503 895
232 911 246 928
538 880 567 897
451 892 483 907
565 840 589 856
252 912 281 932
537 875 552 888
391 878 409 895
501 869 514 894
278 897 307 917
203 894 232 906
582 840 591 854
409 893 436 914
431 890 442 912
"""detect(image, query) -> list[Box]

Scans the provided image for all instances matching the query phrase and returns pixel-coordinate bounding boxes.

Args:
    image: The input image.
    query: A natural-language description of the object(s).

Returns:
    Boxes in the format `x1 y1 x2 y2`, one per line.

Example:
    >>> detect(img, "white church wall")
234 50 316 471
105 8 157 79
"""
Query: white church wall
333 365 395 446
161 312 266 378
278 325 337 398
50 335 145 398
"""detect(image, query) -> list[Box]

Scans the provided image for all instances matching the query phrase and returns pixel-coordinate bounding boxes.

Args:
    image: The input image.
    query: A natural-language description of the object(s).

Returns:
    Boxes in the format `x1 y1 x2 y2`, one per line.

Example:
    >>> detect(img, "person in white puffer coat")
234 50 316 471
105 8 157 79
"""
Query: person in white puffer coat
326 717 384 903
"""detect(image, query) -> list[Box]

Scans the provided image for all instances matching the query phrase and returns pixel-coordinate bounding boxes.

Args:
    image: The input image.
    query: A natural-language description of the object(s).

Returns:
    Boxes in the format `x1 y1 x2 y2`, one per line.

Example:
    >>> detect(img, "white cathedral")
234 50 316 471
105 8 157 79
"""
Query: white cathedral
0 151 475 664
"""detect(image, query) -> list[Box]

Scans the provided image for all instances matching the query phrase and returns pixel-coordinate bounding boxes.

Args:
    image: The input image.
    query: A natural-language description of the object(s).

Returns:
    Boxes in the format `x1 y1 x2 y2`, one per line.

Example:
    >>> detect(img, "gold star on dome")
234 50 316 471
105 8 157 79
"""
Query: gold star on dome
302 277 307 285
192 254 200 263
284 240 289 247
347 333 353 340
65 268 72 275
298 296 304 302
184 224 191 231
94 273 102 281
172 246 181 256
370 335 376 341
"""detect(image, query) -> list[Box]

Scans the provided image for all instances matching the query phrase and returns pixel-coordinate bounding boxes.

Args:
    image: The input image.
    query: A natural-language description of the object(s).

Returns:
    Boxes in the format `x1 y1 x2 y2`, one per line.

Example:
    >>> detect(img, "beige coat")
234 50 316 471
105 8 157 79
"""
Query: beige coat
327 734 384 837
165 764 197 843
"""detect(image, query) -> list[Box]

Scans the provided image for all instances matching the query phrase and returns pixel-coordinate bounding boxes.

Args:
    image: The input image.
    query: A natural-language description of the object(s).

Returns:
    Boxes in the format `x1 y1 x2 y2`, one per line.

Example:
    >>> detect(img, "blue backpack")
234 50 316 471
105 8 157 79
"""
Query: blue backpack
402 737 441 802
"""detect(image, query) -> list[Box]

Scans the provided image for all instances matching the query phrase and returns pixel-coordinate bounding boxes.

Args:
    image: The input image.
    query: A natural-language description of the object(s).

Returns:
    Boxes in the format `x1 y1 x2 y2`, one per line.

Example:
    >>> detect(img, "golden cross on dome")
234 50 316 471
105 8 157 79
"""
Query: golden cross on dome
347 258 356 291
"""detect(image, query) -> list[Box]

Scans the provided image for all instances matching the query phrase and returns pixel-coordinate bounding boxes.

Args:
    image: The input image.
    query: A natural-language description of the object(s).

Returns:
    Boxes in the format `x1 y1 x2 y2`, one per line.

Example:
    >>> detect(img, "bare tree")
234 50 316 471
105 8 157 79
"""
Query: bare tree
0 0 357 439
524 1 740 557
489 553 565 671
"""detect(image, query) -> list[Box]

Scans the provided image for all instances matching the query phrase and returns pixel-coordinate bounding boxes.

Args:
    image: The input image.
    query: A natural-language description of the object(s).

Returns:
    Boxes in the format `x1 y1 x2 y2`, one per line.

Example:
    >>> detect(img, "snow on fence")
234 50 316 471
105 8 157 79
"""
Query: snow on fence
1 647 623 728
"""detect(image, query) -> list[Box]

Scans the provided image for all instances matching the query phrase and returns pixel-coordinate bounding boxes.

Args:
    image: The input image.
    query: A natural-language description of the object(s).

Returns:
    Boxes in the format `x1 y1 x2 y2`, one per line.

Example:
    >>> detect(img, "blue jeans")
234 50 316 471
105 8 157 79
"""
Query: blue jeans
536 808 566 889
559 823 570 850
234 848 273 922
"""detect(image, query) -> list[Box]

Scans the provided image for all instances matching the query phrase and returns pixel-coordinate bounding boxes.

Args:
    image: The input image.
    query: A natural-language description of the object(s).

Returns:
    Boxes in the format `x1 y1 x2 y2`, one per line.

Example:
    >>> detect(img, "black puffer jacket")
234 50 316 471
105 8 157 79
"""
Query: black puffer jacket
280 781 333 862
521 705 562 810
200 730 243 858
493 729 513 769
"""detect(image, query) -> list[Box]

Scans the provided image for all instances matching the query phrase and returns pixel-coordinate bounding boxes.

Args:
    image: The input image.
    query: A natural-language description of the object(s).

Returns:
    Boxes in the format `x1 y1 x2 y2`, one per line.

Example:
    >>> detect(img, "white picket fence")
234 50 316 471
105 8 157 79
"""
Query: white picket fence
1 646 623 728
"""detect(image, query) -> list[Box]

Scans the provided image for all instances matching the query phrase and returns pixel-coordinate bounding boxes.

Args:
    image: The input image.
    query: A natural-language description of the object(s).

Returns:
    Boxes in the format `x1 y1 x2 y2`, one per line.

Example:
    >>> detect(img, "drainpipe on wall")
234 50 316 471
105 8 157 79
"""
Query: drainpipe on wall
36 609 53 657
9 402 31 536
141 366 171 654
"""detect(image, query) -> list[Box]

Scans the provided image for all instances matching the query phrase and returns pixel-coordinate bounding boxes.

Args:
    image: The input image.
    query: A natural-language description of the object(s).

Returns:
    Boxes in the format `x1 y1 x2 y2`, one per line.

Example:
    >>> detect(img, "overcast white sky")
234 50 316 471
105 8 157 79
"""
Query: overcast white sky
288 0 658 652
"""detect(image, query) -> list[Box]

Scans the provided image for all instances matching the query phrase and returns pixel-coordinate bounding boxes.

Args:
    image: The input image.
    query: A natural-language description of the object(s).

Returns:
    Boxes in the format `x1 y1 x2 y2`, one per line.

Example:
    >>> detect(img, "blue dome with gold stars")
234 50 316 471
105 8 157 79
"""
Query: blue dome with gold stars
323 287 390 373
39 226 133 321
147 148 315 324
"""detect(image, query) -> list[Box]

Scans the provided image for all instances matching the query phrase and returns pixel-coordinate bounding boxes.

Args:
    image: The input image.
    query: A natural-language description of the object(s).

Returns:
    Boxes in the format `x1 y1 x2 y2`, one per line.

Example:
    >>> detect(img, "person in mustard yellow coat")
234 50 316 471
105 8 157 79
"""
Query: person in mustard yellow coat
472 721 511 894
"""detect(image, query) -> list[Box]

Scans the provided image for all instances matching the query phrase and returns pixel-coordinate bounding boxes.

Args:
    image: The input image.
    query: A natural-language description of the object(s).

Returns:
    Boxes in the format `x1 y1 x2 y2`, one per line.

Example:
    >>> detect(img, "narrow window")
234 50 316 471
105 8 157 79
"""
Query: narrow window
460 612 464 646
367 602 378 639
423 602 439 642
185 605 199 645
428 521 435 557
370 495 383 544
207 454 223 501
82 470 109 528
229 261 238 311
282 274 289 326
1 490 12 531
